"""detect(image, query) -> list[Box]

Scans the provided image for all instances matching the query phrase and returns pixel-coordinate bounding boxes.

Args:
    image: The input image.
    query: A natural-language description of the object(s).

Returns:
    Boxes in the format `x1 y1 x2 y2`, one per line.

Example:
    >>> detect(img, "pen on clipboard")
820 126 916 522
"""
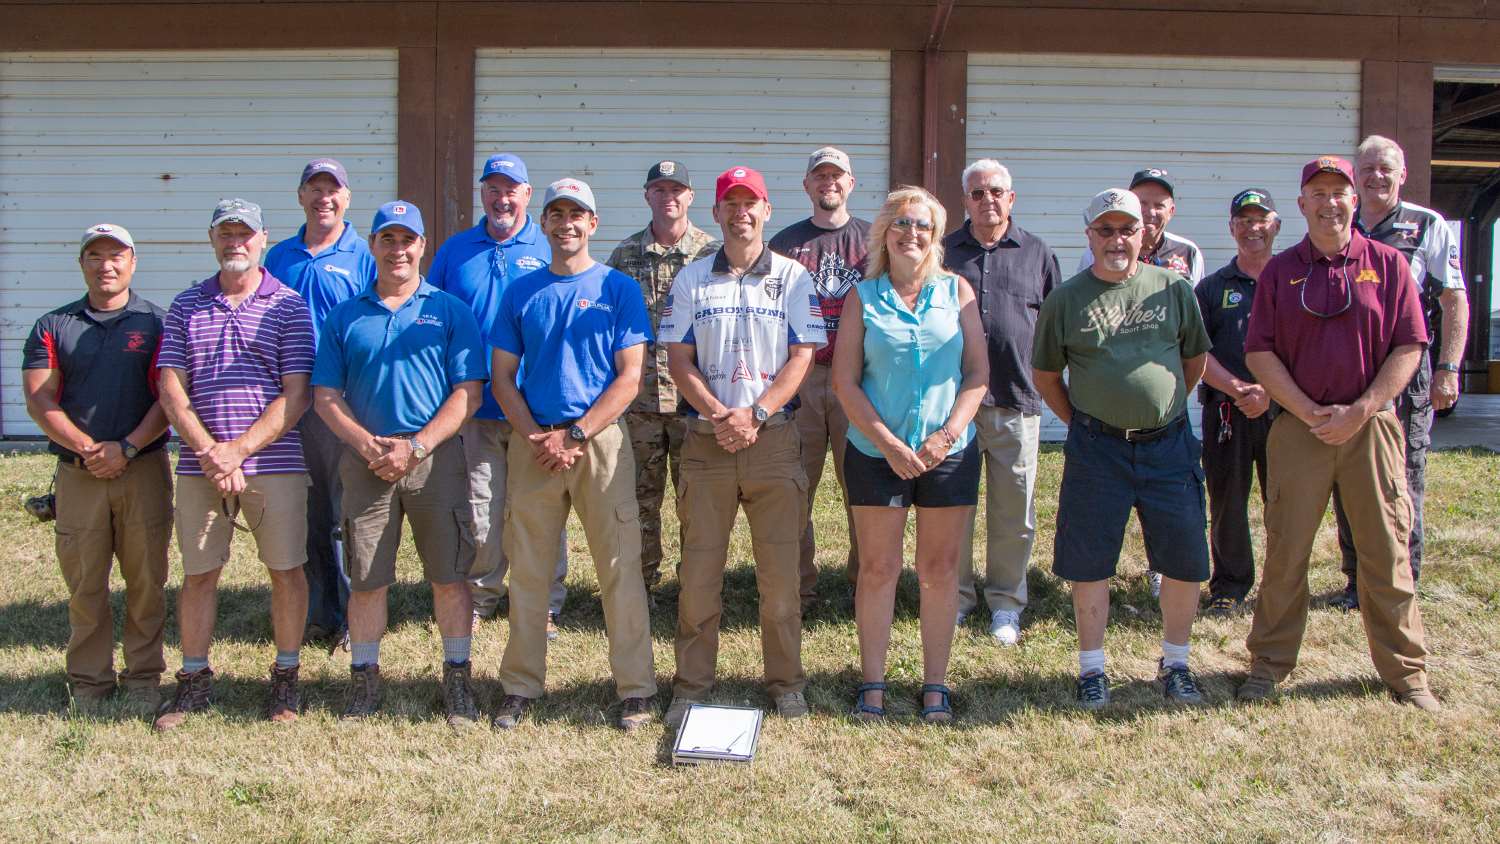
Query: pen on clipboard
691 729 749 754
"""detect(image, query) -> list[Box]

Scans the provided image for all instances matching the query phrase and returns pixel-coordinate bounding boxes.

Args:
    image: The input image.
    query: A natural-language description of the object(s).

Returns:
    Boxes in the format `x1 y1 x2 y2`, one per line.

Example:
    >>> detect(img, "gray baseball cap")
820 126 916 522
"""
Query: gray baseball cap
1084 188 1143 225
542 179 597 215
209 198 265 232
79 223 135 255
806 146 852 175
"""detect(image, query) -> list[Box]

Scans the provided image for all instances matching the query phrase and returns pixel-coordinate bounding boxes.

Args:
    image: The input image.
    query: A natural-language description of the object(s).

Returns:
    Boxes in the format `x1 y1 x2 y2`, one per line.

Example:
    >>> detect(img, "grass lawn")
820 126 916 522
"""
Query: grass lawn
1 445 1497 842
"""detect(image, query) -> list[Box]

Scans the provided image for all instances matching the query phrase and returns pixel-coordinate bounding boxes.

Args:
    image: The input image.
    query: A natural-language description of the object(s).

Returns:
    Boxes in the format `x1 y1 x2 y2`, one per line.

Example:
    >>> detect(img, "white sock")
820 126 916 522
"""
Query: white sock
1078 649 1106 678
1162 639 1190 670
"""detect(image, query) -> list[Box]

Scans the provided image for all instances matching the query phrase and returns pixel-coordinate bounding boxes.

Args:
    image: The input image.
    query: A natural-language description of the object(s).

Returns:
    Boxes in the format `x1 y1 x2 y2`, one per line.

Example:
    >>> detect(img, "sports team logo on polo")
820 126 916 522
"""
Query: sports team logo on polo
1355 268 1381 284
765 277 784 299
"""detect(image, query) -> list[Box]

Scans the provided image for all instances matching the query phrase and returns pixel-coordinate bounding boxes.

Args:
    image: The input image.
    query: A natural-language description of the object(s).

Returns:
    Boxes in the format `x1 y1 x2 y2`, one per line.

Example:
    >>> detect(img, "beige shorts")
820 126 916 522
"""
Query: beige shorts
175 472 310 576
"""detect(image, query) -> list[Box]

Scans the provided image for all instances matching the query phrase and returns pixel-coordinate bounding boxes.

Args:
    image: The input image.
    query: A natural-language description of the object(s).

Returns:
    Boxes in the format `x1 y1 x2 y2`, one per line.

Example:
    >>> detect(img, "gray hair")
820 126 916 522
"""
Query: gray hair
961 159 1012 192
1356 134 1406 170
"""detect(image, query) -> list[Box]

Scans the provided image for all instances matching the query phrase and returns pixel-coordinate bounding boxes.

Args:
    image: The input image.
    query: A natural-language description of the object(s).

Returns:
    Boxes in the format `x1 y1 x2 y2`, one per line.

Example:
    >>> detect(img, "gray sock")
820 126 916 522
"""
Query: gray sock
442 636 471 665
181 656 209 674
351 640 380 669
275 650 300 669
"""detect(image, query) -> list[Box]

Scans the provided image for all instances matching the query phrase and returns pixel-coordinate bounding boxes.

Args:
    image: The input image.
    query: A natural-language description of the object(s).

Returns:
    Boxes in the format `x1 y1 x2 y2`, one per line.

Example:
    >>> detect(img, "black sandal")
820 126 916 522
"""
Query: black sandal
920 683 954 724
850 682 887 722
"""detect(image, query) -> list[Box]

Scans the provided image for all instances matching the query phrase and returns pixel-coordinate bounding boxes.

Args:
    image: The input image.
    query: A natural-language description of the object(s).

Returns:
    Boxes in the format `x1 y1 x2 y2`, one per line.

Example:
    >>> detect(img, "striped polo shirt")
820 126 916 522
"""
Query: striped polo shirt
158 269 316 475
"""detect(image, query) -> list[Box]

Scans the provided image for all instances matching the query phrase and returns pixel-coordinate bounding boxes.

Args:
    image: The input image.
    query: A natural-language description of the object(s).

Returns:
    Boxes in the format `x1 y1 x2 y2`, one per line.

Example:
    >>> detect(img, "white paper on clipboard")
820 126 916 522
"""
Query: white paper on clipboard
672 704 762 764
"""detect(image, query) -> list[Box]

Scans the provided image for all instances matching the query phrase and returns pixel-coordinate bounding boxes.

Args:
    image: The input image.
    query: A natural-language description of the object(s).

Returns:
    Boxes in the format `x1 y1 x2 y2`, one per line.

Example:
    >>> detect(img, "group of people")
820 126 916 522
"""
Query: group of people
28 133 1461 731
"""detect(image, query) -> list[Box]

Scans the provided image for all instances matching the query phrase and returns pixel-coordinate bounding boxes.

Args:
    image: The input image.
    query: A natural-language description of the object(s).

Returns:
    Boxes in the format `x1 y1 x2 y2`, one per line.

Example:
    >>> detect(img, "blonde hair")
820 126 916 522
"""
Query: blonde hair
864 185 948 282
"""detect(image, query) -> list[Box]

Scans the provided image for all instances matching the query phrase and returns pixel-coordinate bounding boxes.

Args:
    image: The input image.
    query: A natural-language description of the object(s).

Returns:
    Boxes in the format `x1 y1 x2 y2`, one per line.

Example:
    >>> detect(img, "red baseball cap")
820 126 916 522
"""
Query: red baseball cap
1300 155 1355 187
715 166 769 203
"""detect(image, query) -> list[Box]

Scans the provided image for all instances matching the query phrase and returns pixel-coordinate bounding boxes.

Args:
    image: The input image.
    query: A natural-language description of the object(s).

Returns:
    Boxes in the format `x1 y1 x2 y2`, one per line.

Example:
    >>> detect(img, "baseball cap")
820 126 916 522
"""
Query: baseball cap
1129 167 1175 197
299 158 349 189
645 160 691 189
79 223 135 255
371 201 425 237
806 146 852 176
1084 188 1144 225
542 179 597 215
480 153 530 185
1301 155 1355 187
1230 188 1277 216
715 166 769 203
209 198 265 232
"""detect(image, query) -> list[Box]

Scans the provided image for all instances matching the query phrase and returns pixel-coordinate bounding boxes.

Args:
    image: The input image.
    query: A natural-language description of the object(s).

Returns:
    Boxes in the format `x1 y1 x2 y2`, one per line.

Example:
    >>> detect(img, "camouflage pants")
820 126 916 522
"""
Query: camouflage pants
627 411 686 587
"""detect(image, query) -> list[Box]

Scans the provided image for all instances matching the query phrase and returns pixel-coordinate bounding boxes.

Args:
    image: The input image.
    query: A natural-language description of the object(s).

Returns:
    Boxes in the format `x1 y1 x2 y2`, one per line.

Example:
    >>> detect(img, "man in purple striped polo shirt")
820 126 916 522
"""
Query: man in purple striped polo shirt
154 198 317 731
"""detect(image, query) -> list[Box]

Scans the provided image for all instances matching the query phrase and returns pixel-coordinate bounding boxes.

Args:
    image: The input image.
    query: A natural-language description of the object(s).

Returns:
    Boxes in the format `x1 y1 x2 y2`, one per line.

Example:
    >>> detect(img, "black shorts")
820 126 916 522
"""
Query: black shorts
844 440 980 509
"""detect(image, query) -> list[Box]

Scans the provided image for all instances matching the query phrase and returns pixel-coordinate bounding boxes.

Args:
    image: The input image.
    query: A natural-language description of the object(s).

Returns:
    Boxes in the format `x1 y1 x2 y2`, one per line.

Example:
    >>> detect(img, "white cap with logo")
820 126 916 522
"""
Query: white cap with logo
1084 188 1143 225
79 223 136 255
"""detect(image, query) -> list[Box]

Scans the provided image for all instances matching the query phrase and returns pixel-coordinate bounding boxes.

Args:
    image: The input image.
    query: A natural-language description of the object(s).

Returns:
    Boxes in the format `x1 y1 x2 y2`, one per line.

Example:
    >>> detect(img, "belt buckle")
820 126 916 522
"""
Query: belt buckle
1123 427 1143 443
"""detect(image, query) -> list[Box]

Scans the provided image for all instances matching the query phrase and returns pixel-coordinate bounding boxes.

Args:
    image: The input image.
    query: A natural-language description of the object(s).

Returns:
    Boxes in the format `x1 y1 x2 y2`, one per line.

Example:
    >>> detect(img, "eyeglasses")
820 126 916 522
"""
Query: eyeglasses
1088 224 1141 239
891 217 936 232
968 187 1010 201
1231 216 1276 229
1300 259 1353 319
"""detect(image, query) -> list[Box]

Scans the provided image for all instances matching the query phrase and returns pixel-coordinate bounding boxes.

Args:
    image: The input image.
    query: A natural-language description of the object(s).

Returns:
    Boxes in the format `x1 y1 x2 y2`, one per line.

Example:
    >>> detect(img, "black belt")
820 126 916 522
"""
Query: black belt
1075 411 1187 443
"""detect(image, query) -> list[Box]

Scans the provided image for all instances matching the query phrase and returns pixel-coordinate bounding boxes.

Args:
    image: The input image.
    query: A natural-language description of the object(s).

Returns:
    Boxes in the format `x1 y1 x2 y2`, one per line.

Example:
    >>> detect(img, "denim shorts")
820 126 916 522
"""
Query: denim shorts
1052 414 1210 583
844 440 980 509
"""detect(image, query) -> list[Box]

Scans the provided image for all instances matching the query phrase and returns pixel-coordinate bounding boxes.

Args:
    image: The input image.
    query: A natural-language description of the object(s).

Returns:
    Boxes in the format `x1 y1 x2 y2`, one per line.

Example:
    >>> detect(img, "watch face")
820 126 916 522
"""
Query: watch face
569 424 587 442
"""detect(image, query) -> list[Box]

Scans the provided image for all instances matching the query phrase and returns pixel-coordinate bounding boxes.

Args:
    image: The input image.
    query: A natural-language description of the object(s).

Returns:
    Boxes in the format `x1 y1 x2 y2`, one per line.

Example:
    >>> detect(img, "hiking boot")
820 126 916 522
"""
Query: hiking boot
266 664 302 723
341 664 381 719
1204 594 1245 618
546 613 560 642
491 694 533 730
1327 583 1360 612
1395 687 1442 713
153 668 214 732
1236 674 1276 703
441 661 480 729
69 689 113 718
1157 660 1206 706
121 684 161 719
664 696 697 730
774 691 809 719
1076 671 1110 710
618 696 654 732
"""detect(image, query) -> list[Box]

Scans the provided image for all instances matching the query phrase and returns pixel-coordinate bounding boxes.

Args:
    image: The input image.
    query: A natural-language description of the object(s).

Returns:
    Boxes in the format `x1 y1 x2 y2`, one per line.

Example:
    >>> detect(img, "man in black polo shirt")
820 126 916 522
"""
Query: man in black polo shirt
942 158 1061 645
22 224 172 716
1195 189 1281 615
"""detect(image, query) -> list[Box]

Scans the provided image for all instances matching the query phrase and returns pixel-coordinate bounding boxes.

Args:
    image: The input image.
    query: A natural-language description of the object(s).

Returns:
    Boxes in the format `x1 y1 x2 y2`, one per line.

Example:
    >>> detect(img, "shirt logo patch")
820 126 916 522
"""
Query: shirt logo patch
123 330 150 353
1080 302 1168 339
576 298 614 313
1449 244 1461 270
730 360 754 383
1222 290 1244 309
1354 268 1381 284
661 294 673 319
516 256 544 271
764 277 784 299
413 315 444 328
1289 276 1307 286
808 294 822 320
322 263 352 277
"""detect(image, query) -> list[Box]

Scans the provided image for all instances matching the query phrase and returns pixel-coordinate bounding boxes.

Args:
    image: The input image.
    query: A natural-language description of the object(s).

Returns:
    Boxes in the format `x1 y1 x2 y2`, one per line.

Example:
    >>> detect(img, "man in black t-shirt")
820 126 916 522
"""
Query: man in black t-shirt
22 224 172 716
769 147 871 610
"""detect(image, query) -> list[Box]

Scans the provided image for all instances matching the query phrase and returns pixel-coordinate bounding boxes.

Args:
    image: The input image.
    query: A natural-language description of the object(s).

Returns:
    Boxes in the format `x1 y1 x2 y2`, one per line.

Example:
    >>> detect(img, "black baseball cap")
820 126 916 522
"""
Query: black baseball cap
645 160 691 189
1230 188 1276 216
1129 167 1175 197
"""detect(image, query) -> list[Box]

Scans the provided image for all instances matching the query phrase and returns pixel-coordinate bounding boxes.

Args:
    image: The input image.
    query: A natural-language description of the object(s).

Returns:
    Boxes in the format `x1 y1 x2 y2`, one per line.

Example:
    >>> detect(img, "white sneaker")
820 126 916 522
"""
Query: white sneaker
989 609 1021 646
1147 571 1163 600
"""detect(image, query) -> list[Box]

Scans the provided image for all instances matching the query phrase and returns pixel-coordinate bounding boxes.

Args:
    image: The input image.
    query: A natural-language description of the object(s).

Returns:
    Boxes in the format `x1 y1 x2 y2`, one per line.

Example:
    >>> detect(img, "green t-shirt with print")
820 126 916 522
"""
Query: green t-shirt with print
1032 263 1211 430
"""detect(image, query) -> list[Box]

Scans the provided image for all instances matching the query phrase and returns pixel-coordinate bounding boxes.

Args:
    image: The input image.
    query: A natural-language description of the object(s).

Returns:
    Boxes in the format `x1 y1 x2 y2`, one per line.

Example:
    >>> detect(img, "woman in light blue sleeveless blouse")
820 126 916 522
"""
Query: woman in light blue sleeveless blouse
832 187 989 723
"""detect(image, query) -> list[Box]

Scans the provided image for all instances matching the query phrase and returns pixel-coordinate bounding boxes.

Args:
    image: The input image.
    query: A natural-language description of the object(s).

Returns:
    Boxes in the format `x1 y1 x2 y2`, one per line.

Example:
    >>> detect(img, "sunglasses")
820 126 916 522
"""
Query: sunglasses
1088 224 1142 239
968 187 1010 201
1300 260 1353 319
891 217 936 233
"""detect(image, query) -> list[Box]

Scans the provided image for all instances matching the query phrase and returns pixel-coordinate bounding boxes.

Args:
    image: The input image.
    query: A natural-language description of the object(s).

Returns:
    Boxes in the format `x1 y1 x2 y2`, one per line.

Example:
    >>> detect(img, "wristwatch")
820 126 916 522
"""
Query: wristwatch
410 438 429 461
752 404 770 425
119 439 139 460
568 424 588 443
1434 363 1460 373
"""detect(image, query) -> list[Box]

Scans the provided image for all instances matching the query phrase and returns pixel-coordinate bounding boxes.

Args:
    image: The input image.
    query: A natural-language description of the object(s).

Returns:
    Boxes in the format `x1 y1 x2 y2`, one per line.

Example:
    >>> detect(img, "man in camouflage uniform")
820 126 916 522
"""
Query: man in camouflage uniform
606 161 720 599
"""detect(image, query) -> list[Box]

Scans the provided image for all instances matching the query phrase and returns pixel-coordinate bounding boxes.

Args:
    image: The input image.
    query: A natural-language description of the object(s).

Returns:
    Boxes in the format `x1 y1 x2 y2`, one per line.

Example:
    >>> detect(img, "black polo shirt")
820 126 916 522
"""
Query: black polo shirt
941 219 1060 415
22 291 168 461
1194 258 1257 404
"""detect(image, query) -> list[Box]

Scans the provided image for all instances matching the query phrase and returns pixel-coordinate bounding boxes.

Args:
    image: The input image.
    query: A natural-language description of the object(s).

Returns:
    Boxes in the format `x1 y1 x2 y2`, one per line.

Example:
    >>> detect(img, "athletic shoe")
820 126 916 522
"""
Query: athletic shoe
1076 671 1110 710
1157 659 1206 705
988 609 1021 646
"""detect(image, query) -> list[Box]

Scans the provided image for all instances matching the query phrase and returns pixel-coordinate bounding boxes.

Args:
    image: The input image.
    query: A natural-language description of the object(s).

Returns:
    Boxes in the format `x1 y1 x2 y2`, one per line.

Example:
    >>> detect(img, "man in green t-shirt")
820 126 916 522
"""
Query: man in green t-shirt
1032 187 1213 711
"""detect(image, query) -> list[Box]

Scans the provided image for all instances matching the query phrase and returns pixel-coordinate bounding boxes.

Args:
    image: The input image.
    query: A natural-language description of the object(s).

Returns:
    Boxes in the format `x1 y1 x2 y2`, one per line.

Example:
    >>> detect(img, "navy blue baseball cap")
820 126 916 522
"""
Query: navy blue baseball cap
371 201 425 237
300 158 349 189
480 154 530 185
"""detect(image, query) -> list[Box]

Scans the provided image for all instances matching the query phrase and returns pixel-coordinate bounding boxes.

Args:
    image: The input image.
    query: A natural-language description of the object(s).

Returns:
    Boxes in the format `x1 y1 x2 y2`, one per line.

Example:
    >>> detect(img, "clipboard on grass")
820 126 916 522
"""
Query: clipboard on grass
671 704 763 765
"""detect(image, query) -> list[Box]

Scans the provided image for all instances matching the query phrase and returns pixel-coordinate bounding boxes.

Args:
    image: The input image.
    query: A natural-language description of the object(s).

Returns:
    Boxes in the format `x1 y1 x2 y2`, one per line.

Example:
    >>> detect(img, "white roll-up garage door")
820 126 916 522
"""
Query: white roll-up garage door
0 50 398 437
966 54 1361 439
474 49 890 252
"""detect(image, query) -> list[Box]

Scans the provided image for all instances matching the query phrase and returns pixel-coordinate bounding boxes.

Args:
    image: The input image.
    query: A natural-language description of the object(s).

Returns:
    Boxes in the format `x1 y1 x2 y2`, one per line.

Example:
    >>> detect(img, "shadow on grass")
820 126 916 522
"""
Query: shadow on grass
0 581 448 651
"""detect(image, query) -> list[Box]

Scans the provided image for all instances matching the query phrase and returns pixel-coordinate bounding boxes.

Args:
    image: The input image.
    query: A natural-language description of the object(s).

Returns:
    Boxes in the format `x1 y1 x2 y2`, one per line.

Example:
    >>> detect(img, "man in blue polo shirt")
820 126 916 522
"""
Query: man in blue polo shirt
312 201 487 728
488 179 657 732
429 152 568 631
264 157 377 648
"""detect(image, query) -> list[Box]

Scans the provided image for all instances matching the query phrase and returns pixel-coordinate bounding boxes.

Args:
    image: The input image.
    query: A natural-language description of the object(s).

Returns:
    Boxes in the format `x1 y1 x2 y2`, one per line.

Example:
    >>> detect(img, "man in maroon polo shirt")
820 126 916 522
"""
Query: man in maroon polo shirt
1237 156 1438 712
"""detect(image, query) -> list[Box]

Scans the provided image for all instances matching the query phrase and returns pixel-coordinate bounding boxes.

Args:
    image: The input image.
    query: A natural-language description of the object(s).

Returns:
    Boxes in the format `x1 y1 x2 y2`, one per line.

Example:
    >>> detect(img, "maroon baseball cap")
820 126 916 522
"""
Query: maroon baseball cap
1300 155 1355 187
715 166 769 203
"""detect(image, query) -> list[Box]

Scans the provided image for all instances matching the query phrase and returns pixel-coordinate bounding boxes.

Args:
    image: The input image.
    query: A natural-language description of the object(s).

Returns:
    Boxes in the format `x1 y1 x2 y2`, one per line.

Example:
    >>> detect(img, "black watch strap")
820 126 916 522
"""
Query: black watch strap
1433 362 1459 373
119 439 139 459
